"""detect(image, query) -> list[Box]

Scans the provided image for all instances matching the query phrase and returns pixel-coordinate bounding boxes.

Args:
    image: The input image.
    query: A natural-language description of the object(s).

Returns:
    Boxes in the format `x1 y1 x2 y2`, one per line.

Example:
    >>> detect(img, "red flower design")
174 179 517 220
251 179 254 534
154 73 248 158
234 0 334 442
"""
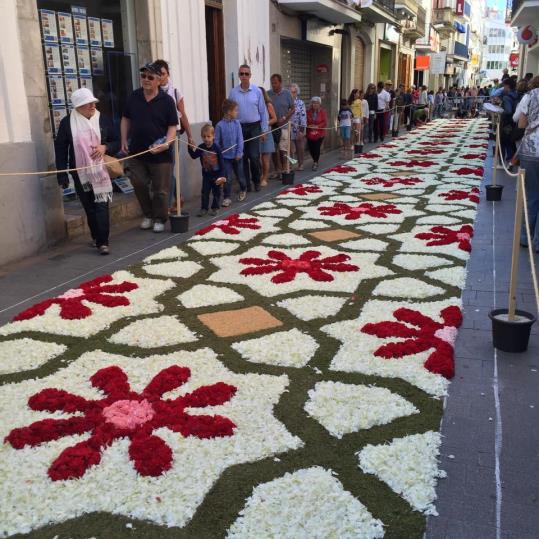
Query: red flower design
358 152 382 158
409 149 445 155
451 167 484 177
387 160 436 168
318 202 402 220
4 366 237 480
439 187 480 203
461 153 486 160
429 135 453 139
418 141 447 147
13 275 138 321
196 214 261 236
415 224 474 252
324 165 356 174
363 177 423 188
378 143 397 148
466 143 488 148
239 249 358 284
279 184 323 196
361 306 463 378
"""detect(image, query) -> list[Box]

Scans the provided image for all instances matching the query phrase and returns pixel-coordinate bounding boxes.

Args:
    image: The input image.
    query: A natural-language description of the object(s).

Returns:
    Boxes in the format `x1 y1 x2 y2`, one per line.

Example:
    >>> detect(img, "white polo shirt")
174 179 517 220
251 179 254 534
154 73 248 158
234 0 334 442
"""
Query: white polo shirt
377 89 391 110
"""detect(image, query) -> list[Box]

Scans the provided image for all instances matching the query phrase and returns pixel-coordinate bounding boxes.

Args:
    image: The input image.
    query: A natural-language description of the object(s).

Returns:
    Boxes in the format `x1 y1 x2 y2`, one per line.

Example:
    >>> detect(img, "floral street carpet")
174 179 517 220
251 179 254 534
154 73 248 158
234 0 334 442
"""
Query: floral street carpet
0 118 488 538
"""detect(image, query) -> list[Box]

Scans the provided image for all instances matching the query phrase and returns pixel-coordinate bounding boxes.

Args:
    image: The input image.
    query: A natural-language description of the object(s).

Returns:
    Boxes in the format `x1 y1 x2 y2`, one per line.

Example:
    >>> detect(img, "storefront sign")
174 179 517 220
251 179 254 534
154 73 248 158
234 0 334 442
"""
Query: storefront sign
58 12 74 44
456 0 464 16
48 76 65 106
101 19 115 48
517 25 538 46
73 14 89 46
77 46 91 76
430 52 447 74
40 10 58 43
61 44 77 74
44 43 62 74
88 17 102 47
384 24 399 44
415 55 430 71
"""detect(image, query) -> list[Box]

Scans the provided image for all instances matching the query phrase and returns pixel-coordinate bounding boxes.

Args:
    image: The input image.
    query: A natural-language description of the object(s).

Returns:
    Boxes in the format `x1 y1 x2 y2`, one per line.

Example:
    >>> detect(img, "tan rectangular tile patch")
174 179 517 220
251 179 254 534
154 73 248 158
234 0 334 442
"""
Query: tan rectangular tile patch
309 229 361 242
198 306 283 338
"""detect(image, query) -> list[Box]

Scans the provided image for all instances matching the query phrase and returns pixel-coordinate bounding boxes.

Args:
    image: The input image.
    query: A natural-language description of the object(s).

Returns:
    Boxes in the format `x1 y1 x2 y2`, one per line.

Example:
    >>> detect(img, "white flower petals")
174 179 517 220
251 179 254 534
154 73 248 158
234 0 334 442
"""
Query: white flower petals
143 261 203 279
143 246 187 263
188 241 241 256
0 339 66 374
177 285 244 309
372 278 445 299
277 295 348 321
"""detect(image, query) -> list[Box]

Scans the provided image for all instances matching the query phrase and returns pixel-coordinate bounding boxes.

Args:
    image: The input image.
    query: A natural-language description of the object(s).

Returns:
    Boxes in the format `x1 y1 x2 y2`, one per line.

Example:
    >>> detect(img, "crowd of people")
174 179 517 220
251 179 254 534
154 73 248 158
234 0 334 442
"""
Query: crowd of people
54 59 539 255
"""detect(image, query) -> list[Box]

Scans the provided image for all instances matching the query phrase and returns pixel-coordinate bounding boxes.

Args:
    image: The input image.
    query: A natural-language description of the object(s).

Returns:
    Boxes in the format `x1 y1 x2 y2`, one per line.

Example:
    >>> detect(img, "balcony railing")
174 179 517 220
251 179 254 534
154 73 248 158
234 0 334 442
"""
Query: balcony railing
433 7 456 34
376 0 396 13
402 6 426 40
453 41 469 59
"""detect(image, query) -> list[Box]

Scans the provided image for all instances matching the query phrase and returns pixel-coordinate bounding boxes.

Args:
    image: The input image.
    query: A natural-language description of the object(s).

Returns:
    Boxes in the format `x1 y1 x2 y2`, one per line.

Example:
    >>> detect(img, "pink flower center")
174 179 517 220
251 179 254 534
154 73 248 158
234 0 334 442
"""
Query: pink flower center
281 259 313 270
350 206 369 215
58 288 86 300
214 219 230 227
434 326 458 345
103 399 155 430
456 232 471 241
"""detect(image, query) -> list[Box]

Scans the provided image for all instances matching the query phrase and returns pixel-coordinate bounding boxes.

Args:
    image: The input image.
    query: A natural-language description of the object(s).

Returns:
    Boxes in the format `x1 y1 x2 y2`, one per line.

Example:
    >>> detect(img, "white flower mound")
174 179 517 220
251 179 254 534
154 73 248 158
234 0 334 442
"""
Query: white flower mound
254 208 293 218
0 339 67 375
143 246 187 263
340 239 388 252
144 261 203 279
356 224 401 235
277 295 348 321
288 219 330 231
372 278 445 299
232 329 319 368
278 198 312 207
261 233 311 246
188 241 240 256
357 431 446 516
392 254 450 271
227 467 385 539
178 285 244 309
304 382 418 439
426 266 467 289
108 316 197 348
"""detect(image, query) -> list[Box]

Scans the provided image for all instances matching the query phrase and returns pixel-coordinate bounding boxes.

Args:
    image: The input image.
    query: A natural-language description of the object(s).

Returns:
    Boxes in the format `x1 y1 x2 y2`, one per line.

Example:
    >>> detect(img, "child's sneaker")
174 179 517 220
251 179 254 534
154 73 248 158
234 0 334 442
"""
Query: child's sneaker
215 177 226 187
197 209 208 217
222 198 231 207
238 191 247 201
210 208 218 216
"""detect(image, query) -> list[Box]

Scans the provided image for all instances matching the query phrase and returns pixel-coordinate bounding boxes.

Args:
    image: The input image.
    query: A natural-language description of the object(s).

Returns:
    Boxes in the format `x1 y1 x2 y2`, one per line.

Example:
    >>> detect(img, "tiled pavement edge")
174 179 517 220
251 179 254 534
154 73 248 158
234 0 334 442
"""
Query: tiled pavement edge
426 144 539 539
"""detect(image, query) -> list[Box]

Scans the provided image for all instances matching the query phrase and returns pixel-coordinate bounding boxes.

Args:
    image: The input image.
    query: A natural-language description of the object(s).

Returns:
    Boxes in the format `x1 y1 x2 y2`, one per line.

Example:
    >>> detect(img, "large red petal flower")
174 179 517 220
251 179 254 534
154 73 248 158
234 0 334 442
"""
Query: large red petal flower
129 433 173 477
48 439 103 480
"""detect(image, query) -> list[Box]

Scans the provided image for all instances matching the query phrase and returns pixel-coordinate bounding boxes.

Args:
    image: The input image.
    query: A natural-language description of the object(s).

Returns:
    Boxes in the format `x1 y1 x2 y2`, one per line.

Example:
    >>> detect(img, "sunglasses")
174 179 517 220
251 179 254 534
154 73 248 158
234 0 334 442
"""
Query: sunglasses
140 73 156 80
239 72 250 76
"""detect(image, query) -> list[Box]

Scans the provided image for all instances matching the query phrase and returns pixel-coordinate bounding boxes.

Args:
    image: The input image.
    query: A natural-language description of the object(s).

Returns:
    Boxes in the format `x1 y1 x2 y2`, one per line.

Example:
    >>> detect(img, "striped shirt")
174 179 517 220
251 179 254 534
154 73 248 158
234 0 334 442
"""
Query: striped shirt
229 83 269 132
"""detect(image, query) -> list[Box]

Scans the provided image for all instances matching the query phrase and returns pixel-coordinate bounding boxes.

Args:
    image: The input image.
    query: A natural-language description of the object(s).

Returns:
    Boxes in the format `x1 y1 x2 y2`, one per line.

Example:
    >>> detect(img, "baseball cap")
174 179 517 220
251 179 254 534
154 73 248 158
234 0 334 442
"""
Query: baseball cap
385 80 393 85
139 62 161 76
71 88 98 108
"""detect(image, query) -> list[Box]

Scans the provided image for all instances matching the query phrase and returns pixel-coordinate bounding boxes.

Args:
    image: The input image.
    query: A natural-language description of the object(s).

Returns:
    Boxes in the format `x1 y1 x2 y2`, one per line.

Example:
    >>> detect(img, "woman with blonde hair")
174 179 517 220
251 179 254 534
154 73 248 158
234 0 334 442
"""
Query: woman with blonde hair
259 86 277 186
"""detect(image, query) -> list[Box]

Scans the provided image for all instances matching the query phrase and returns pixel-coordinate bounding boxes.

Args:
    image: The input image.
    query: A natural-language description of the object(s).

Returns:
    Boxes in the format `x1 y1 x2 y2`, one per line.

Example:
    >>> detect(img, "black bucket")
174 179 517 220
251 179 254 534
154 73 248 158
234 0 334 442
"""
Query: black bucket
406 123 412 131
169 212 189 233
486 185 503 201
489 308 536 353
392 130 399 137
281 171 295 185
354 144 363 154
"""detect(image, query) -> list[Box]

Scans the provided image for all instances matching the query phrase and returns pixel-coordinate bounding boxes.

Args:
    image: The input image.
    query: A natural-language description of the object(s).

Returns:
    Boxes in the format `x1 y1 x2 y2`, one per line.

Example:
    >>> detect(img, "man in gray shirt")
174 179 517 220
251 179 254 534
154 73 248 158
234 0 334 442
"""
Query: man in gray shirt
268 73 295 178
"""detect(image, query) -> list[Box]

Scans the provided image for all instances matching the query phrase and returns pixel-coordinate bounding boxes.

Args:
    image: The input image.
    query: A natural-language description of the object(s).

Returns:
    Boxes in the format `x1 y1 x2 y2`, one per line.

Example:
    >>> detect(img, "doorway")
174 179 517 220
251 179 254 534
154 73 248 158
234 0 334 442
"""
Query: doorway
205 2 225 124
379 46 393 83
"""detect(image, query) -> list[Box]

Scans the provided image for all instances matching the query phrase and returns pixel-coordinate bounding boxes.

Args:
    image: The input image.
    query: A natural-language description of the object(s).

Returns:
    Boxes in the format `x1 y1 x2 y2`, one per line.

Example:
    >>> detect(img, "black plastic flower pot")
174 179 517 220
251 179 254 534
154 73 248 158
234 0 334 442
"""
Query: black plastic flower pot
281 171 295 185
489 308 536 353
392 130 399 137
169 212 189 233
406 123 412 131
354 144 363 155
486 185 503 201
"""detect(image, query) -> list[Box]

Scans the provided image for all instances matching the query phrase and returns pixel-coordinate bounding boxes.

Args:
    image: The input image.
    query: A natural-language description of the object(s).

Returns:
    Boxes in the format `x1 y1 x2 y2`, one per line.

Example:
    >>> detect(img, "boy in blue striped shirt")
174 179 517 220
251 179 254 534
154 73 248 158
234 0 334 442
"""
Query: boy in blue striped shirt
215 99 247 207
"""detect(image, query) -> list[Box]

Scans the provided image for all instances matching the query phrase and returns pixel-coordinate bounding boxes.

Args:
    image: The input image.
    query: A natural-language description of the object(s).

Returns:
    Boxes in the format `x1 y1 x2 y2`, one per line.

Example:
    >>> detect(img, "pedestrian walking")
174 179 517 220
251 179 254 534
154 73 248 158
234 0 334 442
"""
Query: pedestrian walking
55 88 118 255
229 64 268 192
289 83 306 171
365 84 378 143
499 78 518 163
215 99 247 206
153 59 194 215
268 74 295 179
306 96 327 171
120 62 178 233
338 98 353 155
259 86 277 186
188 124 226 217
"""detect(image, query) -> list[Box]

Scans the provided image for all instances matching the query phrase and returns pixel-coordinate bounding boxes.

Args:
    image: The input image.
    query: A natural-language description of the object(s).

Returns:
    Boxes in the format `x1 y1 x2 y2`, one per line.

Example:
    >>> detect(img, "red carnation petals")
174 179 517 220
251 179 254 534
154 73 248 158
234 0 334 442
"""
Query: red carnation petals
439 187 480 204
324 165 356 174
415 224 474 252
451 167 484 177
279 184 323 196
318 202 402 220
387 160 436 168
461 153 486 160
363 177 422 188
196 214 260 236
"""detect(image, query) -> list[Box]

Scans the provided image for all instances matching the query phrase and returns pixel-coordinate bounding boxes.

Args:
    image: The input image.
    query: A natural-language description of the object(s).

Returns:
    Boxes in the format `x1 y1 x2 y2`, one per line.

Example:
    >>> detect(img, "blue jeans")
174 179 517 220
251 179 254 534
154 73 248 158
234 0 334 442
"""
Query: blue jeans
223 158 246 198
520 156 539 250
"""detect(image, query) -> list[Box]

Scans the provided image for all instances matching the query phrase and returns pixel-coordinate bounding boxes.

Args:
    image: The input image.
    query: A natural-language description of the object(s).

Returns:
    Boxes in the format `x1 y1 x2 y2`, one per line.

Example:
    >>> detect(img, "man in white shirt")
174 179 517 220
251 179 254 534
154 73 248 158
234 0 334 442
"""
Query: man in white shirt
375 81 391 142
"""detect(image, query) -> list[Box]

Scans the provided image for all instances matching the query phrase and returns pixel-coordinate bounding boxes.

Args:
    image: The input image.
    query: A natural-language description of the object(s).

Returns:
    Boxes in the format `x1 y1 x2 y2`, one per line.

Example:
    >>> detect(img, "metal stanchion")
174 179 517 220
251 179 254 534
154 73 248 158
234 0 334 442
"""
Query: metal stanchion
282 121 295 185
169 137 189 232
486 117 503 201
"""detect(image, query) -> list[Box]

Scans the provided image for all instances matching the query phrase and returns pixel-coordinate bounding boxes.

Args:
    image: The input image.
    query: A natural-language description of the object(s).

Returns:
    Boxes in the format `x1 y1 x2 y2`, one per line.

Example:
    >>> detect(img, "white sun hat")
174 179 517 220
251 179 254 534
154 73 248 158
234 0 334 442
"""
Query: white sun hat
71 88 99 108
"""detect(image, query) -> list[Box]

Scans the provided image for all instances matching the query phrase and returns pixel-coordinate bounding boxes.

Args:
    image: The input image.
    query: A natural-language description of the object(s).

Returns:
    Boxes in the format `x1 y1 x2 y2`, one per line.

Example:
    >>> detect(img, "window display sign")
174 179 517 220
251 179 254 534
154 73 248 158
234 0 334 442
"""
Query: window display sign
77 46 91 75
44 43 62 74
65 75 79 105
61 44 77 74
88 17 102 47
57 12 74 44
51 106 68 136
79 76 93 93
101 19 115 48
73 14 88 46
91 47 104 75
48 76 66 106
40 9 58 43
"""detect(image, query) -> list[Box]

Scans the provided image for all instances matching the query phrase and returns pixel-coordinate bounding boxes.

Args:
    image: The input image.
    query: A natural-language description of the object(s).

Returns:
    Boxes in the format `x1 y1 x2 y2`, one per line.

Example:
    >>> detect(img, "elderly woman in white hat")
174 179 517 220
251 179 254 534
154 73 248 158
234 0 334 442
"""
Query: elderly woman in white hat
55 88 119 255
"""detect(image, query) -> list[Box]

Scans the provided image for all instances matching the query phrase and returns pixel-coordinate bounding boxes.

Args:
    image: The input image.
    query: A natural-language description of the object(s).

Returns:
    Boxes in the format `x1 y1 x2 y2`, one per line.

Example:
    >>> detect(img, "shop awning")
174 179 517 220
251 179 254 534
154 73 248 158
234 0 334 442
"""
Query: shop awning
415 55 431 70
277 0 362 23
454 21 466 33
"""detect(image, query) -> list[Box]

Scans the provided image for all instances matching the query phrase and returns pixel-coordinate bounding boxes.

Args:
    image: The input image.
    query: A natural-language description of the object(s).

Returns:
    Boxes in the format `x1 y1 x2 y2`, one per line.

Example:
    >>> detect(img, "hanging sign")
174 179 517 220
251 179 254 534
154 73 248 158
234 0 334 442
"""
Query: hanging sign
456 0 464 16
40 9 58 43
44 43 62 74
516 25 538 46
73 14 88 46
101 19 115 48
88 17 102 47
48 76 66 106
77 46 91 75
430 51 447 74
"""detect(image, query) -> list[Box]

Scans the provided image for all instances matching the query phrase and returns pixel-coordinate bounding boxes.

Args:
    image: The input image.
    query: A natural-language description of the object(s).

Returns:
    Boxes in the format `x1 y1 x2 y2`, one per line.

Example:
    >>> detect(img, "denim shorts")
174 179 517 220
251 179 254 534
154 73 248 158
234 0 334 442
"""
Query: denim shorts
340 126 351 140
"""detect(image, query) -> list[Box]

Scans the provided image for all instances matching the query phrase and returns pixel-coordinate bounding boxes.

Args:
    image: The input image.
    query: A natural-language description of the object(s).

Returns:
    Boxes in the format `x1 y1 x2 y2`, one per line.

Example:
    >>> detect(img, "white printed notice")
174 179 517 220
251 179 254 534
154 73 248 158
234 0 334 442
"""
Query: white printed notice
101 19 114 48
52 106 68 136
80 76 93 93
73 14 88 46
77 46 91 76
88 17 102 47
44 43 62 74
91 47 104 75
48 76 66 106
40 9 58 43
61 44 77 74
57 12 74 44
65 75 79 105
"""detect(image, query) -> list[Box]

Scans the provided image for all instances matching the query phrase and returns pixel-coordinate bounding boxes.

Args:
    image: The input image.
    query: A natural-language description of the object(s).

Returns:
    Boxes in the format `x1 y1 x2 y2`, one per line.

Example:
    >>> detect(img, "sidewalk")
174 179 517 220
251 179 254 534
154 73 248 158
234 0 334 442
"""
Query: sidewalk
426 147 539 538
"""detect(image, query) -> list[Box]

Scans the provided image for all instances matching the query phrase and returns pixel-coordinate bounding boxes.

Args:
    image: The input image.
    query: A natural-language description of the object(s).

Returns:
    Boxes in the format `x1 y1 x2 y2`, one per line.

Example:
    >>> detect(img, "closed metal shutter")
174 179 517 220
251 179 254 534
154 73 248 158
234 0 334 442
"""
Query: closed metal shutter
354 37 365 90
281 39 312 103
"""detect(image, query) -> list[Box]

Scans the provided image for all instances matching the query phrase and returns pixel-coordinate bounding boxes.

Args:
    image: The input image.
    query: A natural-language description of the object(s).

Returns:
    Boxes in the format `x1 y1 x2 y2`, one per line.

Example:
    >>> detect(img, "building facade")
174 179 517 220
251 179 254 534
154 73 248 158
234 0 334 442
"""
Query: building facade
510 0 539 78
481 7 515 82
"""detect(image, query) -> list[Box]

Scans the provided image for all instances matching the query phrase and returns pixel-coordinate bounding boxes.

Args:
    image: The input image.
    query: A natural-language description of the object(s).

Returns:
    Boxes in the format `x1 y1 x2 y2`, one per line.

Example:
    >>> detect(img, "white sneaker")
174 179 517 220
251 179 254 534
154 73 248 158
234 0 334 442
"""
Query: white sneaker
222 198 231 207
140 217 153 230
153 222 165 233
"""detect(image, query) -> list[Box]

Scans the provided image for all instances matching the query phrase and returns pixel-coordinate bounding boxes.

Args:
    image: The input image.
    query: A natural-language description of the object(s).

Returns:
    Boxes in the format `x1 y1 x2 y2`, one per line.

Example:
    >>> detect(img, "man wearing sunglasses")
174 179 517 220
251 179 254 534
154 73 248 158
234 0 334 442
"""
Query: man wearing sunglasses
121 62 178 233
229 64 268 192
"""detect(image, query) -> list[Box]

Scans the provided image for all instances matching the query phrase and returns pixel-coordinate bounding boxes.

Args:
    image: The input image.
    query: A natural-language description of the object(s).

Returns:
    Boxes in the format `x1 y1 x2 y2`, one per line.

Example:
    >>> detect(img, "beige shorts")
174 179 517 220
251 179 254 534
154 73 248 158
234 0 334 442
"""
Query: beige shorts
278 127 290 152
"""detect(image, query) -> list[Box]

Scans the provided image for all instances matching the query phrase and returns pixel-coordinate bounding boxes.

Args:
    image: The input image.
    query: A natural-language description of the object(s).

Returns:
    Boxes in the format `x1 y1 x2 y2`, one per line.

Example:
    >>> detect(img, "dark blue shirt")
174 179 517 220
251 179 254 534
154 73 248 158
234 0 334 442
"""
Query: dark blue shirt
122 88 178 163
188 142 225 181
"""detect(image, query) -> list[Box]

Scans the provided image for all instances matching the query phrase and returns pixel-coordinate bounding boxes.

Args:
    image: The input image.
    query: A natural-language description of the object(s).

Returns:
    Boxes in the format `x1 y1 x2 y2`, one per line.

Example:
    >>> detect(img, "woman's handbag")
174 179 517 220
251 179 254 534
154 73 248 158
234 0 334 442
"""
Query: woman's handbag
103 154 124 178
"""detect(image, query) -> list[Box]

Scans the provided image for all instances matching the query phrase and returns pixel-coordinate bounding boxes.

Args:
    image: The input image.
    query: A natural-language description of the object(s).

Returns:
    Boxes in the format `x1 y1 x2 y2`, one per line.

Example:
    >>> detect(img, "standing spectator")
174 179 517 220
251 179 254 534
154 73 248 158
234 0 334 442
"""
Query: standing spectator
402 86 413 126
365 83 378 143
153 59 194 215
55 88 118 255
259 86 278 186
499 78 518 163
427 90 435 120
434 88 444 118
289 83 306 171
188 124 226 216
215 98 247 206
306 96 327 171
384 80 396 134
419 85 428 106
375 81 391 142
121 63 178 233
229 64 268 192
338 98 353 155
411 85 420 105
348 89 362 148
515 81 539 252
501 68 510 81
268 74 295 179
